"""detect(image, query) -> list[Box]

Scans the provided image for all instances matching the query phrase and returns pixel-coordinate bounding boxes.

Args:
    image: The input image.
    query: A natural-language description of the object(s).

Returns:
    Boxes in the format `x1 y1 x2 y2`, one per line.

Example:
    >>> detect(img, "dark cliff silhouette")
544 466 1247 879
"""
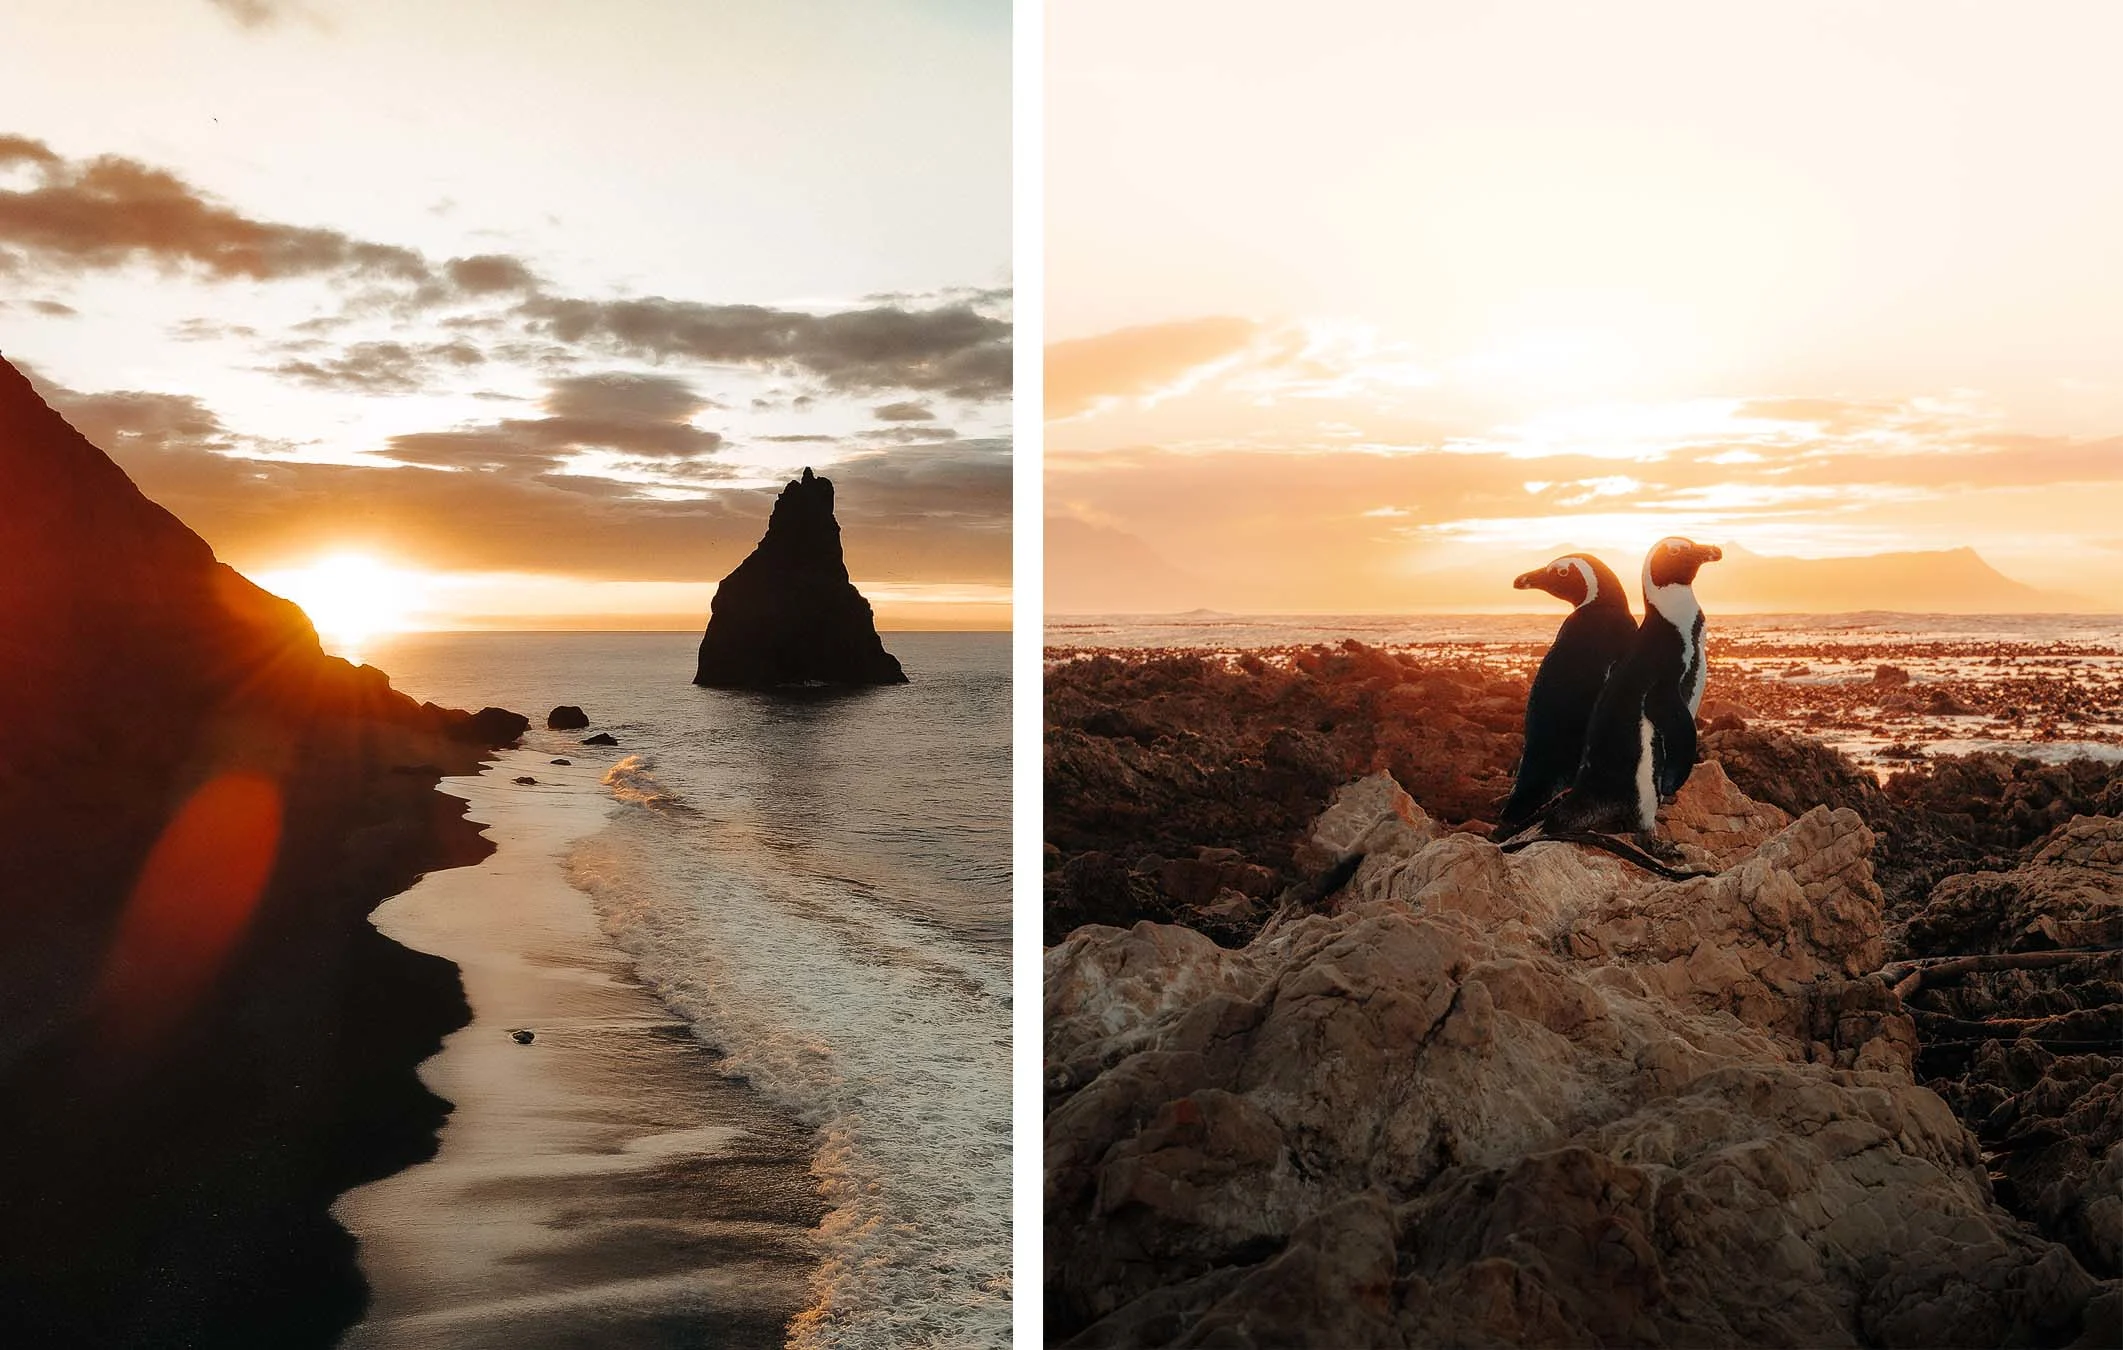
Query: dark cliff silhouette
694 467 908 688
0 352 522 1346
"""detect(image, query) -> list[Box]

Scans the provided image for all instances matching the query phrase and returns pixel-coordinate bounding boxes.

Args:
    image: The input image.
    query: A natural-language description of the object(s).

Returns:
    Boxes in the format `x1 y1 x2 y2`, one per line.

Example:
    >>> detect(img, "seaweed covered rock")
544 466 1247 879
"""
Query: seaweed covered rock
693 468 906 688
1901 815 2123 1281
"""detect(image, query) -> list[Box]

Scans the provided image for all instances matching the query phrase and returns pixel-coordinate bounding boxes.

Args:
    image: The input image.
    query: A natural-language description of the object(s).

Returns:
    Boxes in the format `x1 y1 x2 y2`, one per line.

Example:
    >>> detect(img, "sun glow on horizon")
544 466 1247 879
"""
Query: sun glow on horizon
254 554 431 660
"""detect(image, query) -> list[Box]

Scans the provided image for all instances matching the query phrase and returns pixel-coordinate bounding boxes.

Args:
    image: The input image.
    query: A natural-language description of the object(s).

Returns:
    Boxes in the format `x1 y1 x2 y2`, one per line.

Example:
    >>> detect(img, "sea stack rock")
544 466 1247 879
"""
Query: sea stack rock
694 467 908 688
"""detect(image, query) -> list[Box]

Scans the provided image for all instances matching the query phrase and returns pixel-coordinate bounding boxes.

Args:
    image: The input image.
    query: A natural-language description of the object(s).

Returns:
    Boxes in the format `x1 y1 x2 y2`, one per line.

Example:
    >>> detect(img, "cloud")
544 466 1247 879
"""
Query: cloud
1045 316 1259 420
0 139 429 284
380 370 725 471
1 138 1012 402
519 294 1011 399
28 368 1010 584
874 400 934 422
204 0 305 29
35 384 236 458
446 253 541 295
267 338 486 393
865 425 959 443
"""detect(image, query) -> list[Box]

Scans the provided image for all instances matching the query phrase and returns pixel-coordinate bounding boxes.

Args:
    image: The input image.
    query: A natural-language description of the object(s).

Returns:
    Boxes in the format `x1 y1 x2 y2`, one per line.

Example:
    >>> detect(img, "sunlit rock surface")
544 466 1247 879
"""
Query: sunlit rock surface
1044 763 2118 1348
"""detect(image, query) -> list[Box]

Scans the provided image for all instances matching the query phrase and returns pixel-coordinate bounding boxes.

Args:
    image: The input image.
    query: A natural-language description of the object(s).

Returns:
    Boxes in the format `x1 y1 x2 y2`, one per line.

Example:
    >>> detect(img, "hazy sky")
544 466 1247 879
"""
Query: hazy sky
1047 0 2123 611
1 0 1010 630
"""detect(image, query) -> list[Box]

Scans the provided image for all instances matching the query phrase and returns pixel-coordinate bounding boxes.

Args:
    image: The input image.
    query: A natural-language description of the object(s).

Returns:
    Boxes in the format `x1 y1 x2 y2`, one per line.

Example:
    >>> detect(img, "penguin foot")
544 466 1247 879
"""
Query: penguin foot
1633 834 1686 864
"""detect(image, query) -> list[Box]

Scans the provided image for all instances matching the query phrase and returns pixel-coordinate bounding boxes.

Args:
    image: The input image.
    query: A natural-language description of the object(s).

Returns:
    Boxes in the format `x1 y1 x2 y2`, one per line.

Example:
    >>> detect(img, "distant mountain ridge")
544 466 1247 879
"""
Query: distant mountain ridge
1046 513 2091 614
1046 516 1210 614
1703 543 2082 614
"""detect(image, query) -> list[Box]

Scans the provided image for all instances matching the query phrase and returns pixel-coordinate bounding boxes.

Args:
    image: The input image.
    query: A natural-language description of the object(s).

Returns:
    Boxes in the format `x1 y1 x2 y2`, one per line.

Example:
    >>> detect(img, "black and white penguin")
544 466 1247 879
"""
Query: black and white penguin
1496 553 1637 831
1526 537 1723 839
1642 535 1720 796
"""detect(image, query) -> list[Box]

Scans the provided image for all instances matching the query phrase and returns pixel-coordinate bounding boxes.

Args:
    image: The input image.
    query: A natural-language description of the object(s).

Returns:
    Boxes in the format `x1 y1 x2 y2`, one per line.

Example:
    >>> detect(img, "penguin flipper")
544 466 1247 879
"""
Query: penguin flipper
1647 676 1697 799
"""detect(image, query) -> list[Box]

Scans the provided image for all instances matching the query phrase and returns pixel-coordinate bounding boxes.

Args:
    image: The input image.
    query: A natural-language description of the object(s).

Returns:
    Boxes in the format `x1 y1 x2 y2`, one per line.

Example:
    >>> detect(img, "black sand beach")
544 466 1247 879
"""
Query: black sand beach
336 749 822 1349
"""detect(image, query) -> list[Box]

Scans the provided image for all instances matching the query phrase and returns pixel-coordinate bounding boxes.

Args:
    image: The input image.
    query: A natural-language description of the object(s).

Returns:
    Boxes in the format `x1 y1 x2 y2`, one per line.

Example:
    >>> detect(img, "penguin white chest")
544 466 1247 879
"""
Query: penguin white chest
1682 611 1707 717
1649 582 1708 717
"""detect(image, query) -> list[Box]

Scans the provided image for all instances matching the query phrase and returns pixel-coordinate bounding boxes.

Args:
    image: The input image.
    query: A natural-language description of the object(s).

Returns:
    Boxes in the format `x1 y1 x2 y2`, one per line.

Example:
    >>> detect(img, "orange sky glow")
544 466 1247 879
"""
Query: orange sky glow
1 0 1010 634
1047 0 2123 614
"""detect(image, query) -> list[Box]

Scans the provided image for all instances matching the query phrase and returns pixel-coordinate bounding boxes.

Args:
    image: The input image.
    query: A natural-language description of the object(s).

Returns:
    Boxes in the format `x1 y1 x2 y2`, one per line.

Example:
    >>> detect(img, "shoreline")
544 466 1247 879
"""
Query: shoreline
335 745 823 1349
0 724 499 1347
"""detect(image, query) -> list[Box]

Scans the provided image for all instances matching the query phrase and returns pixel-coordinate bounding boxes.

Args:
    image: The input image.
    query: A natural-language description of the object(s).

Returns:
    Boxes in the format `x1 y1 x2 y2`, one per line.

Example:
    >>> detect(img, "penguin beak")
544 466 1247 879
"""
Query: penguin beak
1696 544 1724 565
1512 569 1542 591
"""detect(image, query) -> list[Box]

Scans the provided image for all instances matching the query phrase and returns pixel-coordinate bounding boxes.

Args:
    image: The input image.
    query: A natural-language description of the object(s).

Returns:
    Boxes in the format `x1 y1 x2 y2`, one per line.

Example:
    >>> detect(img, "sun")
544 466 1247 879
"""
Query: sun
254 553 427 659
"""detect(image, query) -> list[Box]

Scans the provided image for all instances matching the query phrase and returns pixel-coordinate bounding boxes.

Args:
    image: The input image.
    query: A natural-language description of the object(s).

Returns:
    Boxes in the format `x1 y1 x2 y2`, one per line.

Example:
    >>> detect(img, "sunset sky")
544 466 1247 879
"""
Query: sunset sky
1047 0 2123 613
1 0 1010 637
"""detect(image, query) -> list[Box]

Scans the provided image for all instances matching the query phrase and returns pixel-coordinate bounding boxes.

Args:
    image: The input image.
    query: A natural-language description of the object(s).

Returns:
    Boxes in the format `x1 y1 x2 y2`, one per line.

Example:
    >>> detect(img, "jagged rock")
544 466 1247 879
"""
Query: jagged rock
1886 755 2123 859
512 776 537 785
546 705 589 730
1699 696 1753 731
1876 664 1913 687
1898 815 2123 1282
1703 726 1889 825
693 467 906 688
1044 648 1532 944
549 758 571 766
1292 771 1441 873
1660 759 1795 868
1044 767 2114 1347
1906 816 2123 956
581 732 618 746
452 706 529 746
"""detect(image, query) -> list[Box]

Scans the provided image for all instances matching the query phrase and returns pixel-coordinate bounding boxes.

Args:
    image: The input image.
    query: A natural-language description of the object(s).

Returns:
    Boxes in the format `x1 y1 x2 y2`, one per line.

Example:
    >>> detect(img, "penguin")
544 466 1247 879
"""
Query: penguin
1642 535 1720 796
1496 553 1638 831
1511 537 1723 844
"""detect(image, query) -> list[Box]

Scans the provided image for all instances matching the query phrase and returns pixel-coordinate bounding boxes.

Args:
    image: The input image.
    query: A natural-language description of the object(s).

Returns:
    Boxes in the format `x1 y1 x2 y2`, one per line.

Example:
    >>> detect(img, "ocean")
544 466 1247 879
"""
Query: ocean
358 630 1011 1349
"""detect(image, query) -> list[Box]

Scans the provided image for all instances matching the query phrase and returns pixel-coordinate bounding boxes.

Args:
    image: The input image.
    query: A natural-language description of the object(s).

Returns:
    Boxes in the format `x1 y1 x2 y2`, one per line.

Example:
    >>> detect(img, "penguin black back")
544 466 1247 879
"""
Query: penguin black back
1497 554 1636 831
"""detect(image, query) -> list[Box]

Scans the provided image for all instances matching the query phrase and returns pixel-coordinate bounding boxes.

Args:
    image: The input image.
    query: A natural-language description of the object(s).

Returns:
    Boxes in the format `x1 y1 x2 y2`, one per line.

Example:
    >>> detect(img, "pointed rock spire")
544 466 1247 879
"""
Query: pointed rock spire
693 468 907 687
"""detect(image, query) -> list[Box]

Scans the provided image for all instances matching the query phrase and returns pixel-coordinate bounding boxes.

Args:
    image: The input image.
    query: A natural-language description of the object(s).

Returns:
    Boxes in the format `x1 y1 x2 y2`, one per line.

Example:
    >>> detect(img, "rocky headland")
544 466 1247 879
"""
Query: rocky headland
0 354 527 1346
1045 643 2122 1346
694 466 908 688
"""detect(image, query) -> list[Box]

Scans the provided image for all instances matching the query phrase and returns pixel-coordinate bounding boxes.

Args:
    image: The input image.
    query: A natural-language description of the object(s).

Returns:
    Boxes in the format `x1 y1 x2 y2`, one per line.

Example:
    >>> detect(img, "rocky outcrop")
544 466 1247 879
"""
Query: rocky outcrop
1044 647 1527 944
0 353 519 1346
693 467 906 688
1044 765 2117 1347
545 705 589 730
1899 815 2123 1283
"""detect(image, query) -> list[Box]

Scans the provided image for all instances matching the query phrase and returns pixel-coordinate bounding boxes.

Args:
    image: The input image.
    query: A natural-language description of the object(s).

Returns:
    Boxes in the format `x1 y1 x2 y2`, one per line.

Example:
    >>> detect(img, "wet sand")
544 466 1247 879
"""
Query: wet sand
334 749 823 1349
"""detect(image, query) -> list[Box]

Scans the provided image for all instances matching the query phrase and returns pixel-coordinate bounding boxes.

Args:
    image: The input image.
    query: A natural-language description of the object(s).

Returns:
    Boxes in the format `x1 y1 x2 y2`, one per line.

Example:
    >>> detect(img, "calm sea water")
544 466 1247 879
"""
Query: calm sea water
361 630 1011 1349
